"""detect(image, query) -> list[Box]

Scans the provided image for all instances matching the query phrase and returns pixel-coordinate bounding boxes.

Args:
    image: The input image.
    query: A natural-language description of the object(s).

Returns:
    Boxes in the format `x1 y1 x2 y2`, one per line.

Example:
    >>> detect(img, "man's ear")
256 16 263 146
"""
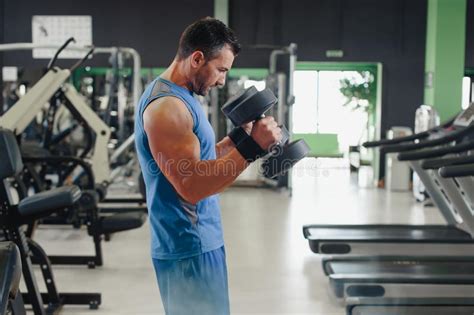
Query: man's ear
190 51 205 69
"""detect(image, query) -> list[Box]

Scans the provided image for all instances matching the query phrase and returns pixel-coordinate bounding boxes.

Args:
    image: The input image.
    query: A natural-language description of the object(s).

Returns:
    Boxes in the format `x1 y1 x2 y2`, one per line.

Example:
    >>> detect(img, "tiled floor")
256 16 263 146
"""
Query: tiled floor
31 160 442 314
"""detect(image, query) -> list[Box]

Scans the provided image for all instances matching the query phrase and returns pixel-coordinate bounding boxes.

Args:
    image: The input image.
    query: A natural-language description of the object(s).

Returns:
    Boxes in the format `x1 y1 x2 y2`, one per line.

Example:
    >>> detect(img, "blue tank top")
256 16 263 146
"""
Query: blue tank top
135 77 224 260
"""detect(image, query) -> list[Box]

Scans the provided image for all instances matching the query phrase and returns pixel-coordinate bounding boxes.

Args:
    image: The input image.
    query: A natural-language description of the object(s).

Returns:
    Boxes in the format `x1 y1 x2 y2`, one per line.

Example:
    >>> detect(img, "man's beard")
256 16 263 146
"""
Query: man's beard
193 69 209 96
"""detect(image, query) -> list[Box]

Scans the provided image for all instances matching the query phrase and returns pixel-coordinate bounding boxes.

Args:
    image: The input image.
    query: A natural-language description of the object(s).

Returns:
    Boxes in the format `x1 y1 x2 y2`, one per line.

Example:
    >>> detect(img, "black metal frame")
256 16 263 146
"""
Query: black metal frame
0 181 101 314
17 159 104 268
19 158 146 268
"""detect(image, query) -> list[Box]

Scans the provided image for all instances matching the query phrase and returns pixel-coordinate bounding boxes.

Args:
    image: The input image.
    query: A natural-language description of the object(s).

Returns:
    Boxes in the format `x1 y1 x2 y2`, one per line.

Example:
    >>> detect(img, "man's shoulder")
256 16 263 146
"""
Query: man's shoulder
144 96 192 132
147 95 188 115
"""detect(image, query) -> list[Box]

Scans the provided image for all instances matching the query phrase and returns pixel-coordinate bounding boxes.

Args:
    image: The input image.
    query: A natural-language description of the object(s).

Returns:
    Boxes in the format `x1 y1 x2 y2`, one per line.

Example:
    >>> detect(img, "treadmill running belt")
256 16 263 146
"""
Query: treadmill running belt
347 298 474 315
325 259 474 278
350 305 474 315
324 257 474 298
304 225 472 242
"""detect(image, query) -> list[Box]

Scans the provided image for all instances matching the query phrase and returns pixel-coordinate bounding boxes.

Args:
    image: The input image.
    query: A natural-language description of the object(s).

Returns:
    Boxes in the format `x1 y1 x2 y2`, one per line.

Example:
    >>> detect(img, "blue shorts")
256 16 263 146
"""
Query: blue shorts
152 246 230 315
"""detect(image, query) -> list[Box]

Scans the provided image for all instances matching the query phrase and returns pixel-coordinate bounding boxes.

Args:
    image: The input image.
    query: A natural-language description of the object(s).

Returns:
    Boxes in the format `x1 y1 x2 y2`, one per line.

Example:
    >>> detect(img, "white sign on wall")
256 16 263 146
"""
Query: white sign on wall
32 15 93 59
2 67 18 82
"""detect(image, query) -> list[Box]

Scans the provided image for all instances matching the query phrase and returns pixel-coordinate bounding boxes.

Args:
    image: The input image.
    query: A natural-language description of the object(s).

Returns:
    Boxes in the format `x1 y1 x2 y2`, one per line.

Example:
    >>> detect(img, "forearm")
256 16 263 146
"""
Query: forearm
215 136 236 158
174 149 248 204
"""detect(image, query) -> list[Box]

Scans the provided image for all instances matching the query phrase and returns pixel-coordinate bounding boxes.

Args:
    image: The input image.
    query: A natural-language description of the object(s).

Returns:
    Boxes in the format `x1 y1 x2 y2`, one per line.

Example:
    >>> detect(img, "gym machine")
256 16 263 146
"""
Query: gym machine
303 104 474 257
317 106 474 313
0 39 147 267
215 44 297 189
0 39 144 202
0 128 101 314
343 157 474 314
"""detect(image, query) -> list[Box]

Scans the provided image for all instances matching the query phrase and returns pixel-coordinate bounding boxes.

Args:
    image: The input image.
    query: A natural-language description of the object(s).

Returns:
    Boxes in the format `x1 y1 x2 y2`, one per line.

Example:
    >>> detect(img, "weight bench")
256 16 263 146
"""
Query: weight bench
19 144 147 268
0 128 101 314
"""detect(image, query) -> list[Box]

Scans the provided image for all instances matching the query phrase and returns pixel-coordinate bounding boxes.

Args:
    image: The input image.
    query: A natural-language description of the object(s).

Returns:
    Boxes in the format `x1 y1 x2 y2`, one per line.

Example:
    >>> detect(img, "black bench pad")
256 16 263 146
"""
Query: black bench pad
18 186 81 218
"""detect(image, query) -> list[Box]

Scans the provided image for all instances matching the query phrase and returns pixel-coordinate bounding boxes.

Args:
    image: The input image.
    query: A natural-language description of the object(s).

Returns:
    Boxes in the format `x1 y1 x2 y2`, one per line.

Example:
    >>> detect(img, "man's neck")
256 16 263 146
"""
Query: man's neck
160 59 192 91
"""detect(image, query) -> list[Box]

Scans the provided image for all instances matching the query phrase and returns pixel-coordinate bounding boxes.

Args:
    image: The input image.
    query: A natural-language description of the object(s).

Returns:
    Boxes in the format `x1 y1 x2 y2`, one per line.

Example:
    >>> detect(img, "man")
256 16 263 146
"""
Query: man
135 17 281 315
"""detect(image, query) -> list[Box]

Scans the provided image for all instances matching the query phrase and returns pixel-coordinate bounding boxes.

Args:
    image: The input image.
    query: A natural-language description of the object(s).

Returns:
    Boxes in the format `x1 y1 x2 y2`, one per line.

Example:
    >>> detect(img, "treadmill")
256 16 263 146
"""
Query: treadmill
342 162 474 314
322 125 474 312
303 105 474 257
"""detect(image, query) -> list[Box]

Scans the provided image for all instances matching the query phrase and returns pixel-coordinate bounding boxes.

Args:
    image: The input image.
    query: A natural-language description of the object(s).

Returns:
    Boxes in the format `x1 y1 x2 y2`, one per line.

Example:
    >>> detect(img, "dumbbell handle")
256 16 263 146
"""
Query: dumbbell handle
252 113 289 147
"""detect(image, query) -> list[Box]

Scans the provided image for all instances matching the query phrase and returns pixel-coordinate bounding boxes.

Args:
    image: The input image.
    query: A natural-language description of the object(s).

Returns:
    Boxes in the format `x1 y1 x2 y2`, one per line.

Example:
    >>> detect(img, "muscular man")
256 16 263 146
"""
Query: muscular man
135 17 281 315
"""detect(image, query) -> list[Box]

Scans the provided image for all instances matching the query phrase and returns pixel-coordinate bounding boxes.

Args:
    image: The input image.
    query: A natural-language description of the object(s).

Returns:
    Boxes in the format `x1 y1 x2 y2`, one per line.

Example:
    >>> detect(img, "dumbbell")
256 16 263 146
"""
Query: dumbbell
222 86 310 178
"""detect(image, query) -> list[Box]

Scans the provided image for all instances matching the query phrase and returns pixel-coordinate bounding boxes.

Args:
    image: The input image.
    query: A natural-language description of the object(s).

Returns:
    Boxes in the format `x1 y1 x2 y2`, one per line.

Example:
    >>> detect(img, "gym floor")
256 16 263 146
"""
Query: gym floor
31 159 443 315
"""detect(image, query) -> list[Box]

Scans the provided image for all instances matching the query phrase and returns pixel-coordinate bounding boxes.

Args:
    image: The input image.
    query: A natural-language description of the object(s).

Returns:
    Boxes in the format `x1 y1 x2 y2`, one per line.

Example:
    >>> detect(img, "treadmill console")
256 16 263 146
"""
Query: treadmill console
454 102 474 127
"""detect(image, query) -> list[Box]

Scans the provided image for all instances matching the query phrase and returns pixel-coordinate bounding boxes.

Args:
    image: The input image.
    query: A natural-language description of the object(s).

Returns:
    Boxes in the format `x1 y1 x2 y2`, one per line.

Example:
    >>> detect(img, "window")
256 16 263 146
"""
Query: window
292 70 374 151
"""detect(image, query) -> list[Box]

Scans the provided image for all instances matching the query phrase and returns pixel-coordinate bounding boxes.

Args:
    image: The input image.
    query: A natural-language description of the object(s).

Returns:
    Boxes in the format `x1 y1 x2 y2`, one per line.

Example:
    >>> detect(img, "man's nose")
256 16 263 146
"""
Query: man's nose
216 75 226 87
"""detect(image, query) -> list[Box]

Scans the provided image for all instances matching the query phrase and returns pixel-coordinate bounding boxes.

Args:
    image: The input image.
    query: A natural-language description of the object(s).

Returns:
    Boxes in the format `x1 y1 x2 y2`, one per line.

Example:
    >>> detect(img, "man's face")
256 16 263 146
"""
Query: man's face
191 45 235 96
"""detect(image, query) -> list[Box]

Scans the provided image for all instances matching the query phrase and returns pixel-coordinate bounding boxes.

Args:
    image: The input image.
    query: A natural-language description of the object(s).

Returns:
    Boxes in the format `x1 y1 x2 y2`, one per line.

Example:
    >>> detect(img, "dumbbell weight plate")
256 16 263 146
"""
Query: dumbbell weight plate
222 86 278 126
222 86 257 113
261 139 310 178
280 125 290 145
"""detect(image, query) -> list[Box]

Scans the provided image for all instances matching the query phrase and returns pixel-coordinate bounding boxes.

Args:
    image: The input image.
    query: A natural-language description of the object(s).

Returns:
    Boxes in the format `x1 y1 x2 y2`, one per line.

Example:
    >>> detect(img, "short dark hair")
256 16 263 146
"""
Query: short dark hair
177 17 241 61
